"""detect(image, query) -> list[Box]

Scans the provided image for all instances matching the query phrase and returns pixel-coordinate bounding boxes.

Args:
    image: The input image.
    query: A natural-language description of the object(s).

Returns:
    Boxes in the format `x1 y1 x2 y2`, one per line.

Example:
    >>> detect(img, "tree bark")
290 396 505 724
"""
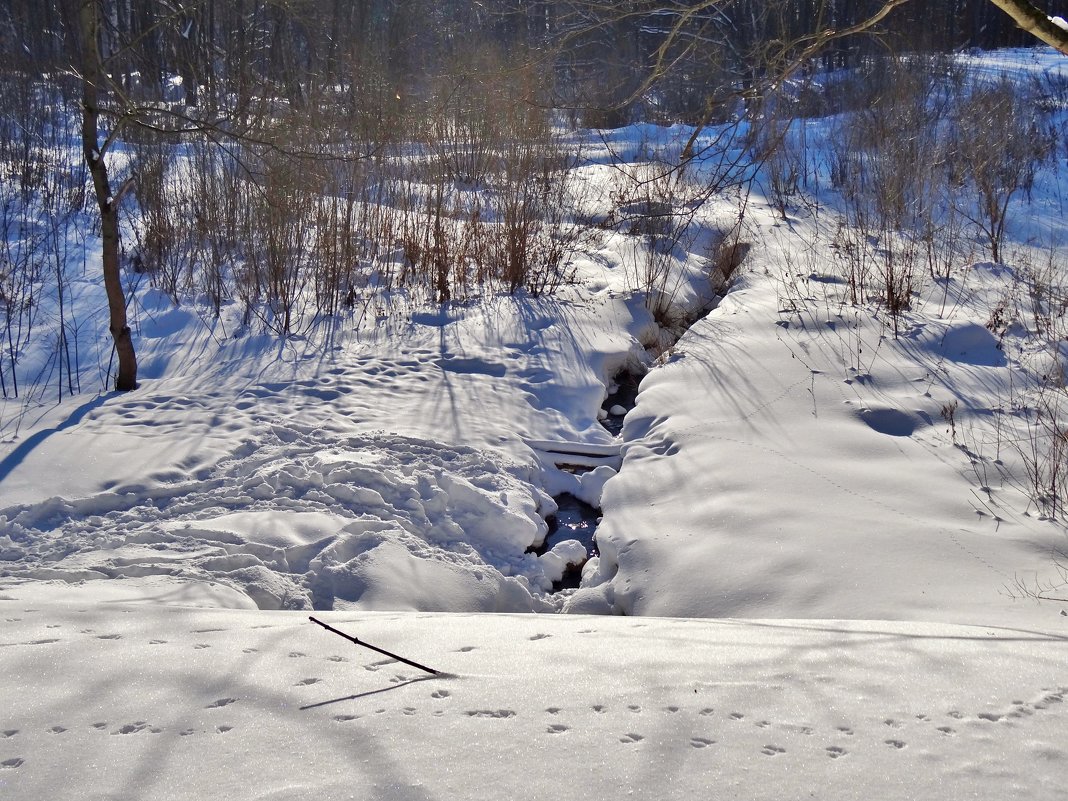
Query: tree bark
79 0 137 391
986 0 1068 55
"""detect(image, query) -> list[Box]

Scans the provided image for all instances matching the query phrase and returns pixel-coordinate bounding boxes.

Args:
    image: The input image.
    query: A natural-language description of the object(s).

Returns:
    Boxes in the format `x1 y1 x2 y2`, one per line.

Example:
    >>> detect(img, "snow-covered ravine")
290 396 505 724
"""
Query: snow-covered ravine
3 184 1067 624
4 52 1068 795
0 286 662 613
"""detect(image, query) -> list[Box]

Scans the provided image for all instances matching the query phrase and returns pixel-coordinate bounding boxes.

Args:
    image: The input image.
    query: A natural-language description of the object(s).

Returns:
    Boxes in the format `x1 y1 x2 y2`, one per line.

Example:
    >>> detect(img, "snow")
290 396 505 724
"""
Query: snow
3 48 1068 799
2 581 1066 800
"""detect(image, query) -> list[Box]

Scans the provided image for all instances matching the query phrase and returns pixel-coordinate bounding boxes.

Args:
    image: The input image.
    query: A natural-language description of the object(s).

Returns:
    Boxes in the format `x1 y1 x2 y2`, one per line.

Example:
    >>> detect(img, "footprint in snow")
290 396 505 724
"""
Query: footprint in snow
529 633 551 641
50 726 66 734
619 733 644 744
2 730 17 738
326 655 349 663
206 698 237 708
837 726 854 736
288 651 306 658
885 739 907 749
729 712 745 721
431 690 450 699
699 708 715 716
295 678 321 686
1 758 23 769
112 722 161 735
937 726 956 735
591 705 606 713
456 646 476 653
690 737 715 749
149 639 167 645
826 746 847 759
333 715 359 723
1008 703 1035 719
546 707 561 715
193 644 211 650
465 710 516 719
547 724 569 734
761 745 786 756
216 726 233 734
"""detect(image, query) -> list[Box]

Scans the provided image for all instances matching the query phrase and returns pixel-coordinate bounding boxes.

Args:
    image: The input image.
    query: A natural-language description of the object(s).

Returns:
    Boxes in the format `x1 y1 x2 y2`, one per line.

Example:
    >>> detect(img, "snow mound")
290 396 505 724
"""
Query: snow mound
931 321 1007 367
1 429 555 611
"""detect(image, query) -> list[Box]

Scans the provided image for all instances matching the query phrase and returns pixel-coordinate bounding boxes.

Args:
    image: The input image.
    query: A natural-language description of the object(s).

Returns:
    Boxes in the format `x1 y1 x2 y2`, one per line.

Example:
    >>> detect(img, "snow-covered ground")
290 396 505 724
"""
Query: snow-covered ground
4 580 1067 800
3 48 1068 799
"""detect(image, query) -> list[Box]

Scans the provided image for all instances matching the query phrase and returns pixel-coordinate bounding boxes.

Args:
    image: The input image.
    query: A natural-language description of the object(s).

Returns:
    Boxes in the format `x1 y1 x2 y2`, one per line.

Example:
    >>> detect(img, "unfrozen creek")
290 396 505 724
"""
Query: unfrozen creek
533 366 646 591
532 274 733 592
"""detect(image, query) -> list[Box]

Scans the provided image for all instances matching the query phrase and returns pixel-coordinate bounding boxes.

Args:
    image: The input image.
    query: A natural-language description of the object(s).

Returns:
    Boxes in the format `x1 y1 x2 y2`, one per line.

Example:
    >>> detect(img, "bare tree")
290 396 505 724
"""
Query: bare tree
77 0 137 390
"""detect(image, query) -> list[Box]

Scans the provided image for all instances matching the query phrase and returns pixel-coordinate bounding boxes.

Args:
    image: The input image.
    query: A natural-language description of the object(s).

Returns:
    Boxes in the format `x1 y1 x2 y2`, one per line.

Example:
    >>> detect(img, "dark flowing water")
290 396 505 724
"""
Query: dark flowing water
600 369 642 435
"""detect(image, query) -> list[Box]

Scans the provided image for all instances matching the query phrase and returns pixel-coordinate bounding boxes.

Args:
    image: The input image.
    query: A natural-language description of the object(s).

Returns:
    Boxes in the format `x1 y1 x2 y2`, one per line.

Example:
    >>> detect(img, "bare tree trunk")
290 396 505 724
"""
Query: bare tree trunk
79 0 137 391
987 0 1068 55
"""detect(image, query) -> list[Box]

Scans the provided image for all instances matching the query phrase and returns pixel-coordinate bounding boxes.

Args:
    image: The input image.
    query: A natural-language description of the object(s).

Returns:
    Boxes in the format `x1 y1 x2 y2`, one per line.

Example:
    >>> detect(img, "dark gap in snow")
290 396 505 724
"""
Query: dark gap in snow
546 494 600 556
600 369 643 435
528 492 601 592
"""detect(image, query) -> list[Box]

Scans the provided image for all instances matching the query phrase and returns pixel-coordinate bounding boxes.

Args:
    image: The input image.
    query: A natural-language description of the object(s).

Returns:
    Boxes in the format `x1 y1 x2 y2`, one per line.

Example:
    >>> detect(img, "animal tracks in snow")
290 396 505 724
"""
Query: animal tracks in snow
465 709 516 719
112 722 163 735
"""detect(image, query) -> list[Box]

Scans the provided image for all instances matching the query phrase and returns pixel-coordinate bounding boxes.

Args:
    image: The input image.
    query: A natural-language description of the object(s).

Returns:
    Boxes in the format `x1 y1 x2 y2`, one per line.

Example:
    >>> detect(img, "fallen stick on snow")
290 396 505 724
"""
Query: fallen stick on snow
308 616 441 676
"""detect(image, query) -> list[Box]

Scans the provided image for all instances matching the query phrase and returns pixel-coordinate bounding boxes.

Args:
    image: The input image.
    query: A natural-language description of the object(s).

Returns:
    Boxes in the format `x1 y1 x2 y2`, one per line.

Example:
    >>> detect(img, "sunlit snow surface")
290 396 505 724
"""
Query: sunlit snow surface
2 47 1068 800
2 581 1067 800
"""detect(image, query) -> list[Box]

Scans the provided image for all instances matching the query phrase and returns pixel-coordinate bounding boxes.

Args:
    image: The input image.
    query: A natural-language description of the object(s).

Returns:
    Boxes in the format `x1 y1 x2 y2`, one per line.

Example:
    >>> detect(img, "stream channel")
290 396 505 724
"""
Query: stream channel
530 233 743 592
530 366 646 590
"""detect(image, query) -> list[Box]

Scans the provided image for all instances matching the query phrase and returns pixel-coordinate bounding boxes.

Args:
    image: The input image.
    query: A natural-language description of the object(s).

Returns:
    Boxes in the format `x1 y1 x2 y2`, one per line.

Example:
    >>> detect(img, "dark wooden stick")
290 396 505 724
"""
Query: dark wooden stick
308 616 440 675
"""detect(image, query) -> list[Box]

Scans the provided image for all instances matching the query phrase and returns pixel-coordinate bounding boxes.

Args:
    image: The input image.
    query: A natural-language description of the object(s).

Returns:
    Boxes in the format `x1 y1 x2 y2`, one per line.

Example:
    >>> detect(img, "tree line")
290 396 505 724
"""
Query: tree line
0 0 1064 393
3 2 1064 125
